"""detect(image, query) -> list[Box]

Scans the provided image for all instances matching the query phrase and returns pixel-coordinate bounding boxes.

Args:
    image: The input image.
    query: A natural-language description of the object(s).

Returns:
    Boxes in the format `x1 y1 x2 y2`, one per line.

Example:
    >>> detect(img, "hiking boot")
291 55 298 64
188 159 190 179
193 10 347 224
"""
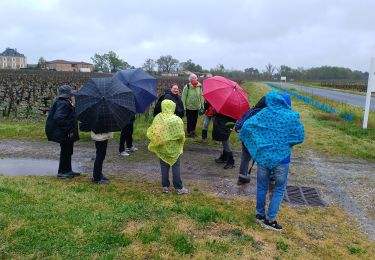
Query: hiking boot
176 187 189 195
126 146 138 152
255 214 265 224
262 219 282 231
162 187 169 193
57 172 74 179
215 150 227 163
120 151 130 156
237 176 250 185
223 152 235 169
67 171 81 177
92 178 108 185
201 129 208 140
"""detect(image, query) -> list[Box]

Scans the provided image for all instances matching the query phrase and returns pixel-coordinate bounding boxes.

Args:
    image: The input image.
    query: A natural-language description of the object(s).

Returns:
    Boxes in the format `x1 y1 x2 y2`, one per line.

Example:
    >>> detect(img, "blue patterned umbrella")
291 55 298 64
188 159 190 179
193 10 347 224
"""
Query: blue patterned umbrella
75 77 136 133
114 68 157 113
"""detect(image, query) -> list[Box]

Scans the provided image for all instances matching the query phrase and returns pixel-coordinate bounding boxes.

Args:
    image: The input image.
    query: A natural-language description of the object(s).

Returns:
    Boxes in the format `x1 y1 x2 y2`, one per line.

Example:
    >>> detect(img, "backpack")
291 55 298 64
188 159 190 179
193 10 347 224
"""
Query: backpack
234 107 262 132
153 94 166 117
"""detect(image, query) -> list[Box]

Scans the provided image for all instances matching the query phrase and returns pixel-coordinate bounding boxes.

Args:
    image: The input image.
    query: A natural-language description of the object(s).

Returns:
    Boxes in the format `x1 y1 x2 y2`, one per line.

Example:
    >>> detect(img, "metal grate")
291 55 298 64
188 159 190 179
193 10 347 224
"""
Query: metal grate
283 186 325 206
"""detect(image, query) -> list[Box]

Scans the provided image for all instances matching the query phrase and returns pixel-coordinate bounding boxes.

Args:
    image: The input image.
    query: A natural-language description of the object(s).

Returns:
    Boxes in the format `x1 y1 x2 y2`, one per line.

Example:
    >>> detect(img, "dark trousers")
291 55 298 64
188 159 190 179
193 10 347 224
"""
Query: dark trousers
119 123 134 152
160 158 182 189
186 109 199 134
93 140 108 181
58 141 73 173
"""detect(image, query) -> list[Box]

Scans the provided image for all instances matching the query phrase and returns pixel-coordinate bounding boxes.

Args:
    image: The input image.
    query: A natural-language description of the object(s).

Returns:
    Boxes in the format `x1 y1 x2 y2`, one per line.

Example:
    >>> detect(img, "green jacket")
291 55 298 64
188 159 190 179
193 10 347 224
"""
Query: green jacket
181 83 204 111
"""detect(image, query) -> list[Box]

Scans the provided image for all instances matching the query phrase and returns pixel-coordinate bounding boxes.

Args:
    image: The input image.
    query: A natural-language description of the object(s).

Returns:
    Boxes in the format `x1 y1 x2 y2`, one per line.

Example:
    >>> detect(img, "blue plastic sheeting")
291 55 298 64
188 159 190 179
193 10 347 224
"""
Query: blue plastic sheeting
265 82 353 122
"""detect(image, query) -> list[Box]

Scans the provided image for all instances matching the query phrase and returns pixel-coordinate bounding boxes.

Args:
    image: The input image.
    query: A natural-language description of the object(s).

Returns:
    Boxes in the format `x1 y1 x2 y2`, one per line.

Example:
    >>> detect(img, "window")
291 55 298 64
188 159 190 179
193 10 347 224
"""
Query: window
13 63 16 68
12 57 16 62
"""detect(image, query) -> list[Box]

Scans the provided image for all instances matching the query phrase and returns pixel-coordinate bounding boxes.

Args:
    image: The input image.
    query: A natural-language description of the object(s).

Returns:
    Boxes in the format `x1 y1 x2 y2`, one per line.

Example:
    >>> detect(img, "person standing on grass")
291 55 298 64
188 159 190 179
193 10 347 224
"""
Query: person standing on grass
147 99 188 194
201 100 214 142
45 85 80 179
91 131 113 184
234 96 266 185
181 74 204 137
213 111 237 169
119 115 138 157
239 91 304 231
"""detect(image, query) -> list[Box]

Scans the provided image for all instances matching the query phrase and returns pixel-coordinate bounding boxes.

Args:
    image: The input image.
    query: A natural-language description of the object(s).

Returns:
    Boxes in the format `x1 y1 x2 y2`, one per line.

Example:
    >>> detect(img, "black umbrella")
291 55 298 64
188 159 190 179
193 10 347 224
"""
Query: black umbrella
75 77 136 133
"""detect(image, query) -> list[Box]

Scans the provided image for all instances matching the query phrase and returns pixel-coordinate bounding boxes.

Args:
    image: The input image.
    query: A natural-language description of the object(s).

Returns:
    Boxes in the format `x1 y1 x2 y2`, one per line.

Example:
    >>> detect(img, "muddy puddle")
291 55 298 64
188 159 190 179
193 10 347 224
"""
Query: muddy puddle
0 158 59 176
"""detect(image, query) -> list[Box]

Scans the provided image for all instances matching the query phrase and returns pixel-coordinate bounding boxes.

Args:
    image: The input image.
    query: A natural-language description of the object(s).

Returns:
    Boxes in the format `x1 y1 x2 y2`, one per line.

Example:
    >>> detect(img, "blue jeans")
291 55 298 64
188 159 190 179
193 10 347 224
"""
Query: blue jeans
160 158 183 189
239 143 252 179
202 116 212 131
256 164 289 221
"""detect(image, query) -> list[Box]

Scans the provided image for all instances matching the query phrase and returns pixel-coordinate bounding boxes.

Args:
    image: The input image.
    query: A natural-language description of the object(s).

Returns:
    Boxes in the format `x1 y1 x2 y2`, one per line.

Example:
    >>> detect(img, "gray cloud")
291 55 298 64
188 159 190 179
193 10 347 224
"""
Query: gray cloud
1 0 374 71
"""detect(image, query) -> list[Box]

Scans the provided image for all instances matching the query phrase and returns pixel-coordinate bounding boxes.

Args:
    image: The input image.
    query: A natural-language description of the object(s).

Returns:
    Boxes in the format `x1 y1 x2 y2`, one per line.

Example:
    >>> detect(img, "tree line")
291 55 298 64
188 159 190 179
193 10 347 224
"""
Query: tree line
87 52 370 81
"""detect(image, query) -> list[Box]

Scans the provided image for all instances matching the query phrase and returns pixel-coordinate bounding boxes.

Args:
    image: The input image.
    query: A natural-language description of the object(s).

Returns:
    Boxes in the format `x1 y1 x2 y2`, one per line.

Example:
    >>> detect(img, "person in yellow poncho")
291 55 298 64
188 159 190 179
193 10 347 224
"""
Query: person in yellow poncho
147 99 189 195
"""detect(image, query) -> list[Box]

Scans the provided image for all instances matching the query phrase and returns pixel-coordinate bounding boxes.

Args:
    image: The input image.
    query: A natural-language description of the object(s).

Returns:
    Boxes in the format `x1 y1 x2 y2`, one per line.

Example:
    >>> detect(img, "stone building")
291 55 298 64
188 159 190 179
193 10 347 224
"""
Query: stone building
46 60 93 72
0 48 27 69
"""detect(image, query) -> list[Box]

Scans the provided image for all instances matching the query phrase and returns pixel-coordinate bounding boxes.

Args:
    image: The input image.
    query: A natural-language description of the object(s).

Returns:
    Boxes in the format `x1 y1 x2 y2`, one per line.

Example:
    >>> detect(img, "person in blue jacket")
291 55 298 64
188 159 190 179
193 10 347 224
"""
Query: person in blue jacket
239 91 304 231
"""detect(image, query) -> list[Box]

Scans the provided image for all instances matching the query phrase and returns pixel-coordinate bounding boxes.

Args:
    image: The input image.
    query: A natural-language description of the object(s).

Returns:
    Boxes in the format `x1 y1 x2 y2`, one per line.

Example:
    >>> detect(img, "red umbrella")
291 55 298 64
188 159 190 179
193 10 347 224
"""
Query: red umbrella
202 76 249 120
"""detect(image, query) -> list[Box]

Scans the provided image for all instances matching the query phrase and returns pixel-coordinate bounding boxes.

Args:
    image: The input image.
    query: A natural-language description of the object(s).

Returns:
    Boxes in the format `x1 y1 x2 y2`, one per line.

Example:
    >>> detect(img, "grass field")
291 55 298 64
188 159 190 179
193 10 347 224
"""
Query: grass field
0 176 374 259
2 82 374 161
1 82 375 258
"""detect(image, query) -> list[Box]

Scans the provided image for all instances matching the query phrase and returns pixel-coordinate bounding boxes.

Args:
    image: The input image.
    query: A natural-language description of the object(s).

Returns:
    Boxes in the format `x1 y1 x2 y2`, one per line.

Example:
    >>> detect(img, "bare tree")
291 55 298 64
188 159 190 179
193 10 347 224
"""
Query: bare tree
156 55 179 73
142 58 156 72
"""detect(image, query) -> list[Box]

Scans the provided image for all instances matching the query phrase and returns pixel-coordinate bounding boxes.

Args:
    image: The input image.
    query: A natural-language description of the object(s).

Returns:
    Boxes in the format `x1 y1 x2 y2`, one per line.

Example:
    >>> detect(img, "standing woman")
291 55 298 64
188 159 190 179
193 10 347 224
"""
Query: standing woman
213 111 236 169
181 74 204 137
45 85 80 179
91 131 113 184
147 99 188 194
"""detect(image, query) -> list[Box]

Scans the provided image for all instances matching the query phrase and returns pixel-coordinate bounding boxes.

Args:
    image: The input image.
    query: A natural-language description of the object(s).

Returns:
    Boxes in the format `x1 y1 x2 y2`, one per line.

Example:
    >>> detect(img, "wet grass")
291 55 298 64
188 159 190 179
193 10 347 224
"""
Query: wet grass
241 82 375 161
0 176 374 259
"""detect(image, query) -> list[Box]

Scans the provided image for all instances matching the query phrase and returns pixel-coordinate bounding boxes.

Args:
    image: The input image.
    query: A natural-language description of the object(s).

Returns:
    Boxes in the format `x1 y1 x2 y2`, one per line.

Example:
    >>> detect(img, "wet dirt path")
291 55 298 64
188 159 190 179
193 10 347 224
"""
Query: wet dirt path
0 139 374 240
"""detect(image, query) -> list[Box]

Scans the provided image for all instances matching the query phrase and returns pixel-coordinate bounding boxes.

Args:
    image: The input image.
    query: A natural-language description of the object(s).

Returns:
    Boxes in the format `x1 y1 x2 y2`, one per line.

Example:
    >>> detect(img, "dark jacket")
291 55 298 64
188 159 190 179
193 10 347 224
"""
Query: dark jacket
212 112 236 141
45 97 79 143
153 90 184 118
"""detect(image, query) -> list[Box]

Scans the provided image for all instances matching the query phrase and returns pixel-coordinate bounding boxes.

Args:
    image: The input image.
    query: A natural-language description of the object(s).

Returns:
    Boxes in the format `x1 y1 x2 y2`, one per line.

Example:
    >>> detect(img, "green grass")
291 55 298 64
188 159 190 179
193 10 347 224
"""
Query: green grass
241 82 375 161
1 81 375 161
1 176 374 259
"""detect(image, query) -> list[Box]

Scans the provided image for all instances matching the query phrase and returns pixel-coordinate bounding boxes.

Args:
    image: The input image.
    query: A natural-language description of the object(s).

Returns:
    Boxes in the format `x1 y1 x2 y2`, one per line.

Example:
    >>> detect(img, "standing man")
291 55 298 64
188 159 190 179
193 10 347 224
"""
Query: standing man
45 85 80 179
181 74 204 137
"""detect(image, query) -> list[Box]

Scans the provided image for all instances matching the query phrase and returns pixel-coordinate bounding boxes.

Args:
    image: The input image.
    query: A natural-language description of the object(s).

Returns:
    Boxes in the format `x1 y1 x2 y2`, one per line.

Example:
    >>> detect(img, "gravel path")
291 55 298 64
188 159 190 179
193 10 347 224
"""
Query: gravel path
0 139 374 240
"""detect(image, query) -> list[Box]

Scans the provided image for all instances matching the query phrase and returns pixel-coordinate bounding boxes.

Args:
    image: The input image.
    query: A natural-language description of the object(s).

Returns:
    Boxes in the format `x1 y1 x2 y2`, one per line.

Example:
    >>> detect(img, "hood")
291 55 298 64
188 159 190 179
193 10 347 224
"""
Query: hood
165 89 178 97
161 99 176 114
265 91 291 110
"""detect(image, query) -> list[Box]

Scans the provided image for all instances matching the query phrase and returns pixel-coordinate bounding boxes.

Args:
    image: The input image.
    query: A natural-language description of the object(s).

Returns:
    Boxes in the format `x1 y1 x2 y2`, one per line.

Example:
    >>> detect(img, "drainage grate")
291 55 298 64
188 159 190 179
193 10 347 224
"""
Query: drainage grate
283 186 325 206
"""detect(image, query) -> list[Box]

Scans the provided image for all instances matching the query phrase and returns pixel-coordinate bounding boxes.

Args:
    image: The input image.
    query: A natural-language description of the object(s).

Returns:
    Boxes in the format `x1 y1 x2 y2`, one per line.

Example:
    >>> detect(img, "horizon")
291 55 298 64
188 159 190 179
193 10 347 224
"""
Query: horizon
1 0 374 72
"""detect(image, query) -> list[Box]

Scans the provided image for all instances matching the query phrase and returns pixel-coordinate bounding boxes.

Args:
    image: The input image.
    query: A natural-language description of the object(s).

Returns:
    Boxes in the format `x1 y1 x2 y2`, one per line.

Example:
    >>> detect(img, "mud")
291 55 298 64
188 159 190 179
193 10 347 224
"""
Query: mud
0 139 374 240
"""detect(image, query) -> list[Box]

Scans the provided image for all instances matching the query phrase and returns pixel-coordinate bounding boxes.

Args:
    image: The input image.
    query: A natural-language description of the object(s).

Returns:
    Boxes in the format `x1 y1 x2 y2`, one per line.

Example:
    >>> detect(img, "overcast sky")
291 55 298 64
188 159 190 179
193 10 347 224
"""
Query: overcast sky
1 0 374 71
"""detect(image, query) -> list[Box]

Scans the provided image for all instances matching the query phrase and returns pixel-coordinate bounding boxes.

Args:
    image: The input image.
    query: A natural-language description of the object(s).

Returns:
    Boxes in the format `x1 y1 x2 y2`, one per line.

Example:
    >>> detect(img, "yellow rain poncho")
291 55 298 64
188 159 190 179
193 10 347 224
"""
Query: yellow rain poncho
147 99 185 166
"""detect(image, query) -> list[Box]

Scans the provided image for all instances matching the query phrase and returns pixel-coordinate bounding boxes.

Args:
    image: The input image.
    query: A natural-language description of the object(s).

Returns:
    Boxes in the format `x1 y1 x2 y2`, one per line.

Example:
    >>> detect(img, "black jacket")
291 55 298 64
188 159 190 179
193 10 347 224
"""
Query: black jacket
45 98 79 143
212 112 236 141
153 90 185 118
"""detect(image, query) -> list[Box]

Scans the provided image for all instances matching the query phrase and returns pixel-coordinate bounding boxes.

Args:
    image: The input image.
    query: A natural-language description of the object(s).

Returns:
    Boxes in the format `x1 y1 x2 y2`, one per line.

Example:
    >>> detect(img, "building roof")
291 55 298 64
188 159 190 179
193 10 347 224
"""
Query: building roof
46 60 92 65
0 48 25 57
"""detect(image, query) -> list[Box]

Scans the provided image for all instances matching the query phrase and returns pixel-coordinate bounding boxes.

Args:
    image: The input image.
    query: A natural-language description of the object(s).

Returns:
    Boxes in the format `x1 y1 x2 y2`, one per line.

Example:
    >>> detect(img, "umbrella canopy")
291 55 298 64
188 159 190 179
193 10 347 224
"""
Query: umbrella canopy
114 68 157 113
202 76 249 120
75 77 136 133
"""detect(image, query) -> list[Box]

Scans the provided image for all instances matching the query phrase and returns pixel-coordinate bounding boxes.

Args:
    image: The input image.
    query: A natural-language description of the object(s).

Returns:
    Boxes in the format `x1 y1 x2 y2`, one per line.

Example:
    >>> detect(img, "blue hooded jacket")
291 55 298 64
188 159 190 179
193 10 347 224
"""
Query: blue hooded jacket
238 91 304 169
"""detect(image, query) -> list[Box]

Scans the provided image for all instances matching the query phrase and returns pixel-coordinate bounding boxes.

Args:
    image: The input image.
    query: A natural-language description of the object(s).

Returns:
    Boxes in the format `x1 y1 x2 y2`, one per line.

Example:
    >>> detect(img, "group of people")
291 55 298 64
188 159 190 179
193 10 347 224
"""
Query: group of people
45 73 305 231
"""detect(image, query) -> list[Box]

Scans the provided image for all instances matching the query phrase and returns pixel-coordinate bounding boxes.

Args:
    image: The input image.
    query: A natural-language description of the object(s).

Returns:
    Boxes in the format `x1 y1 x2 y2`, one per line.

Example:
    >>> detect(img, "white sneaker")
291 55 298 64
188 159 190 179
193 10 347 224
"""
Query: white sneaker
162 187 169 193
120 151 130 156
126 146 138 152
176 187 189 195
